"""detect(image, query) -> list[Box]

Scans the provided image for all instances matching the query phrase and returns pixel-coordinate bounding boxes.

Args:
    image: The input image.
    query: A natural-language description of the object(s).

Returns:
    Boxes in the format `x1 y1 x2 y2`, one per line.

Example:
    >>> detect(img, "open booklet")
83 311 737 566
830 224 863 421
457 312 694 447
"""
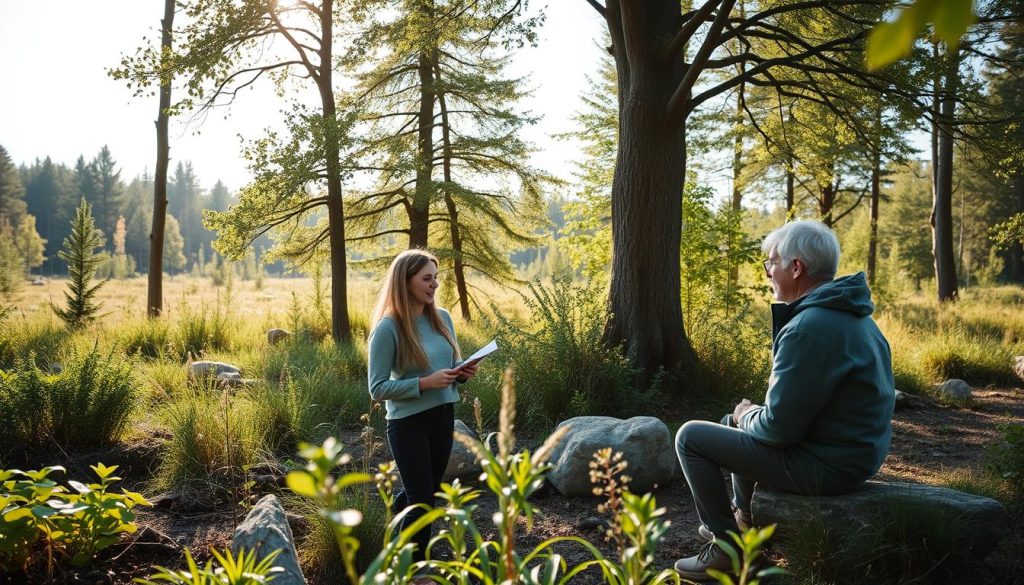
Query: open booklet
458 340 498 370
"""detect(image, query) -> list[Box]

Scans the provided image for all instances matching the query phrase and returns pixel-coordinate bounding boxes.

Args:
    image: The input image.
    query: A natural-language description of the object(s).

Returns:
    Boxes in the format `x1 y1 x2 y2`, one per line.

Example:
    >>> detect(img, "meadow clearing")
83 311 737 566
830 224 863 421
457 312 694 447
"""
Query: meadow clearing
1 273 1023 584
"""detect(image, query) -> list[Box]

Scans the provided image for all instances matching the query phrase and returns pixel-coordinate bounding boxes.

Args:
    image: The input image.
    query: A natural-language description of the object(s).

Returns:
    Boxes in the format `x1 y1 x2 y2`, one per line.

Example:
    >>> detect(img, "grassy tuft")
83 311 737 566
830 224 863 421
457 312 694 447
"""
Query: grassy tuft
154 384 268 494
0 346 137 452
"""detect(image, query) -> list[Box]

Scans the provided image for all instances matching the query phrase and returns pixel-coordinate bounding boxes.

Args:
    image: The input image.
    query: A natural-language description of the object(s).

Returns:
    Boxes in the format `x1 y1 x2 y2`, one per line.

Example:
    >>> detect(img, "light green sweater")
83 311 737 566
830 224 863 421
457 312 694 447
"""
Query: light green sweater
367 309 460 420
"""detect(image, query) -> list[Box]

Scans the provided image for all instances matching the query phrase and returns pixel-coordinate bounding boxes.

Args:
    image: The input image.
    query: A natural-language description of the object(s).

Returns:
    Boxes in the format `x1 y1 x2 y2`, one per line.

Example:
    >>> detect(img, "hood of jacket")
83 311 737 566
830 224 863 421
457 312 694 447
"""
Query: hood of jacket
772 272 874 343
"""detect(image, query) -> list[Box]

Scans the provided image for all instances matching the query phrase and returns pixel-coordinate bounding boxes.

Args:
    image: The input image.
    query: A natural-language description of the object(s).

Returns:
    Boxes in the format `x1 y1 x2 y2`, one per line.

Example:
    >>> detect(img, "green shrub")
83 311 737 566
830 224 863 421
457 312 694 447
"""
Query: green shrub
919 330 1017 388
0 347 137 451
0 463 150 574
155 386 267 494
687 304 772 416
987 423 1024 495
486 277 640 433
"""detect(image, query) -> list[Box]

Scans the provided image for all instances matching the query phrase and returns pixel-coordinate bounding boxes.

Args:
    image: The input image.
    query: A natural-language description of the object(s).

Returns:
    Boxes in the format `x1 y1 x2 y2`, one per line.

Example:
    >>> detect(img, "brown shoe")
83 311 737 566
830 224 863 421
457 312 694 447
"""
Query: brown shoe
674 541 734 581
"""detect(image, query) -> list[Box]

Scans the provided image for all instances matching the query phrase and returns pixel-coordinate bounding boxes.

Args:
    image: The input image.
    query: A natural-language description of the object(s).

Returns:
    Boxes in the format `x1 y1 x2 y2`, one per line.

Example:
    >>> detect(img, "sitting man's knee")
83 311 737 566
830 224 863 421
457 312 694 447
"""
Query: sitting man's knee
676 420 712 453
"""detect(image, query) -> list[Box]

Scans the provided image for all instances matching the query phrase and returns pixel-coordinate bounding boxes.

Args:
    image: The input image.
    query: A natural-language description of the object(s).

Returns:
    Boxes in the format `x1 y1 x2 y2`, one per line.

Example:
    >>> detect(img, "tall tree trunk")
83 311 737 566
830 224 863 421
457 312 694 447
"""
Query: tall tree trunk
147 0 173 318
727 0 746 291
602 0 698 389
1012 176 1024 281
932 47 959 302
818 181 835 227
434 62 471 320
319 0 351 340
410 13 436 249
867 148 880 286
785 157 795 216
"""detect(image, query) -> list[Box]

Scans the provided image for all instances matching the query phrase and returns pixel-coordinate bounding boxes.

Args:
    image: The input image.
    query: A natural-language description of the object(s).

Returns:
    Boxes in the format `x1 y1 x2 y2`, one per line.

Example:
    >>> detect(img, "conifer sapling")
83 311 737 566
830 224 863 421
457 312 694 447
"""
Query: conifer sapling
54 198 107 328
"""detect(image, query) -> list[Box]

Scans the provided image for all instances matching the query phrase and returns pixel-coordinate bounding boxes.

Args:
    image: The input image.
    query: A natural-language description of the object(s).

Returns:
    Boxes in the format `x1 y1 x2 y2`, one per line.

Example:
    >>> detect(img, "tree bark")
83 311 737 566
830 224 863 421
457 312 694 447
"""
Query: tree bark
602 0 699 389
147 0 174 318
867 149 880 286
932 47 959 302
410 7 436 249
785 156 795 215
818 181 835 227
434 62 471 320
318 0 351 341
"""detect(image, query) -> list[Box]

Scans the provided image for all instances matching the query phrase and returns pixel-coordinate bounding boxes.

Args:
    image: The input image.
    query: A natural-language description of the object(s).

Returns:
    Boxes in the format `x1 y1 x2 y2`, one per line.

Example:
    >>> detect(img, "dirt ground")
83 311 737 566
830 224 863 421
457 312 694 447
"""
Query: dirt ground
6 387 1023 584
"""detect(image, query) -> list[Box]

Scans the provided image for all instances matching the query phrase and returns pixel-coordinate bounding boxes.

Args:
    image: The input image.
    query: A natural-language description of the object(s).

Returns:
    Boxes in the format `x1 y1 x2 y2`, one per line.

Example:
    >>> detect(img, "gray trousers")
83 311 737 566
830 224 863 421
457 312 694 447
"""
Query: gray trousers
675 414 861 539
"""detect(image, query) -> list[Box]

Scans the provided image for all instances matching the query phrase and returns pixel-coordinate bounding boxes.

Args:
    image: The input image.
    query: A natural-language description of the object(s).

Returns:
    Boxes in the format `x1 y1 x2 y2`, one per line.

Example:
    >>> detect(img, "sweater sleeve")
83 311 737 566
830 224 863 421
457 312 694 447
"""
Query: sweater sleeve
367 320 421 401
738 329 846 447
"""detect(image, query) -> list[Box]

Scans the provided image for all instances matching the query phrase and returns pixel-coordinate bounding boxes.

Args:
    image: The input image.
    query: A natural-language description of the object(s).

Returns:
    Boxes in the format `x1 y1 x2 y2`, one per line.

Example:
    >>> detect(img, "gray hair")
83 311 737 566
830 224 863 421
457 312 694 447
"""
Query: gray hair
761 220 840 282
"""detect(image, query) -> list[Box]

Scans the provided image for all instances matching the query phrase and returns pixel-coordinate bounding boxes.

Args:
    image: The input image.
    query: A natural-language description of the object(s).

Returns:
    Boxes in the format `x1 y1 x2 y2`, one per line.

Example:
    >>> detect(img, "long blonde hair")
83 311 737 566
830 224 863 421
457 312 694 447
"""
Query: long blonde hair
371 249 461 371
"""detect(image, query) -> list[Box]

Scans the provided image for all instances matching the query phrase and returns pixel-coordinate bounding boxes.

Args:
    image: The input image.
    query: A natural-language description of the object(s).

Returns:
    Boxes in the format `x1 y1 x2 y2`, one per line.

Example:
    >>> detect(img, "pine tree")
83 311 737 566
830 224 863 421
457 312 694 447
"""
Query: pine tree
92 146 127 249
53 199 107 328
0 145 27 226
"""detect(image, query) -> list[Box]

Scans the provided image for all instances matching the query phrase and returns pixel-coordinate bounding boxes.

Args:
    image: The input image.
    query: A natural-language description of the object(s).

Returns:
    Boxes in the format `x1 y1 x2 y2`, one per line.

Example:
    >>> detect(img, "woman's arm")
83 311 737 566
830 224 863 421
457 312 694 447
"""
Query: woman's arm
367 322 421 401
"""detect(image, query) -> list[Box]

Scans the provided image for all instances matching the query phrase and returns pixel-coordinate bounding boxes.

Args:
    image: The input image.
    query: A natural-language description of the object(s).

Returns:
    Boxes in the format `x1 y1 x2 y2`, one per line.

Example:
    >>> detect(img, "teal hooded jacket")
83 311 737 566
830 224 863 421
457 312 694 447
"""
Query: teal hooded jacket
738 272 895 480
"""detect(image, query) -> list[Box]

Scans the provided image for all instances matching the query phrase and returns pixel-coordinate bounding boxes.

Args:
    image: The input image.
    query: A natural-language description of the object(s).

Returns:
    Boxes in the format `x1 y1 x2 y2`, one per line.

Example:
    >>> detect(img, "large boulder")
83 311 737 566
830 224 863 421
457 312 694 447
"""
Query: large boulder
546 416 676 497
231 495 304 585
189 361 242 378
445 419 480 481
751 481 1007 559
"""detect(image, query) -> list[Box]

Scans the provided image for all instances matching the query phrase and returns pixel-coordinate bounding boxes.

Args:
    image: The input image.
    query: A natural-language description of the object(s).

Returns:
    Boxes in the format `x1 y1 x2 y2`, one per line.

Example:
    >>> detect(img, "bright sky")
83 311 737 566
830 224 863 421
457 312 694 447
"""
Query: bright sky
0 1 608 194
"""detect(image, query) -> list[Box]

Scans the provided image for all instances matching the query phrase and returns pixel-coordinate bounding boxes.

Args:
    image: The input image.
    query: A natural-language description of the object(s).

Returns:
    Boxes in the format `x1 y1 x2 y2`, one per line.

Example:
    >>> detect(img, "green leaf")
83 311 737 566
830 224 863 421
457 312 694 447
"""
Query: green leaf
932 0 975 48
286 471 318 497
336 472 372 490
866 14 918 71
30 505 57 518
68 480 92 494
3 507 34 522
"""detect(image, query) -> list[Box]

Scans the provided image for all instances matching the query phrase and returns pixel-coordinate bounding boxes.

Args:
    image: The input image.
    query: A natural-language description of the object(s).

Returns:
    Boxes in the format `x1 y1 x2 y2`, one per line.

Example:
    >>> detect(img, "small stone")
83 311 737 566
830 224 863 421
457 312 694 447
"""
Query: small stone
30 278 45 286
577 516 610 532
189 361 242 378
267 328 292 345
937 379 972 400
1013 356 1024 384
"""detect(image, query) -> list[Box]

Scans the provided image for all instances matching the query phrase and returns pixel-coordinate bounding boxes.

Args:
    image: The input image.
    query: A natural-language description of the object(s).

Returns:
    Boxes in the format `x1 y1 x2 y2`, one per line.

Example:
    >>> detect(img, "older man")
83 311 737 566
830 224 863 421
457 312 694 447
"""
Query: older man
673 220 896 580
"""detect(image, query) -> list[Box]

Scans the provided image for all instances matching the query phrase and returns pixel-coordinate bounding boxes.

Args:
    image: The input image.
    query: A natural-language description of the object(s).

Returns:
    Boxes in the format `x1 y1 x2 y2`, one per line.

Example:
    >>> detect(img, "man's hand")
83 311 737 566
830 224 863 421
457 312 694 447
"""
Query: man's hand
420 368 461 391
732 399 759 426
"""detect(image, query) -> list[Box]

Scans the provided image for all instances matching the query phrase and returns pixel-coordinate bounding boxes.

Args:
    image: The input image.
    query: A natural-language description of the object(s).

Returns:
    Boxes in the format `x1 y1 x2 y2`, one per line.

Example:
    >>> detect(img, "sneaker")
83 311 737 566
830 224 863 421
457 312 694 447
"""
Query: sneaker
697 507 753 542
674 541 734 581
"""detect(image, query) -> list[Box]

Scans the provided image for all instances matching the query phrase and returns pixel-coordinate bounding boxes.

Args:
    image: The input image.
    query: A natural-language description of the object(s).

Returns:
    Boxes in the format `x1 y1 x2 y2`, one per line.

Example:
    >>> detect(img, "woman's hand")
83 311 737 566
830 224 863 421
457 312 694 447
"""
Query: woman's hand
419 368 461 391
456 361 479 383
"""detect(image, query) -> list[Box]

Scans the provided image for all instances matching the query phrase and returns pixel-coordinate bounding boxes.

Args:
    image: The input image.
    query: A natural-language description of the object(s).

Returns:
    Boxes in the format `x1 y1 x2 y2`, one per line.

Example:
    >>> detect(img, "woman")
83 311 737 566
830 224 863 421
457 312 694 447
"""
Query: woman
367 249 479 568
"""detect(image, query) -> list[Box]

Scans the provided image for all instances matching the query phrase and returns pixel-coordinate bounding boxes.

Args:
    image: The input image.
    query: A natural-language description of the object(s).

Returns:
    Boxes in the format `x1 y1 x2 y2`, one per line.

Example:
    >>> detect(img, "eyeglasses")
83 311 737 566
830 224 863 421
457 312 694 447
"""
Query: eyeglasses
762 259 776 275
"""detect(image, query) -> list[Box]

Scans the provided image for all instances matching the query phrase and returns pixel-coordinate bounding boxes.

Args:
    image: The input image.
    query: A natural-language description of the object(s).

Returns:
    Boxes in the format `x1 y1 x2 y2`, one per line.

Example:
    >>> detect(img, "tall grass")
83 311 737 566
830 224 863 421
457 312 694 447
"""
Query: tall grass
154 384 268 493
486 278 641 433
0 346 137 453
778 498 981 584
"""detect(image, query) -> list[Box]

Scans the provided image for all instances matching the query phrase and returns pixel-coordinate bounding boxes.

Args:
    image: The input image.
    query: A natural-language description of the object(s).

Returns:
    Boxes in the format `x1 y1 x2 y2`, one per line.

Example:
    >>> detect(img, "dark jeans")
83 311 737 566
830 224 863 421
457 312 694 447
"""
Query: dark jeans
387 402 455 562
675 413 864 539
